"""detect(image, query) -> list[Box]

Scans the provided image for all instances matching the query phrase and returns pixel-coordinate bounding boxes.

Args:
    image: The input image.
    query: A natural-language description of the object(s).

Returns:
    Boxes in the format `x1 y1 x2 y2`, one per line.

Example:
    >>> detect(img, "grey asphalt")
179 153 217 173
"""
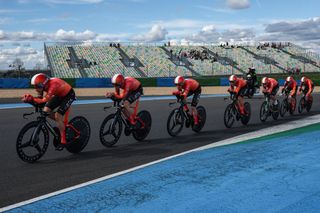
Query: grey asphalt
0 95 319 208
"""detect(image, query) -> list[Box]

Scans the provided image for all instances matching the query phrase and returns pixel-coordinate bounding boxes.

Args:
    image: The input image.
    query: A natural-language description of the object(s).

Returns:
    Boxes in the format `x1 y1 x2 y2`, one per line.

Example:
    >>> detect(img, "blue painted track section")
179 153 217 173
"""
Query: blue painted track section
7 124 320 212
0 94 228 110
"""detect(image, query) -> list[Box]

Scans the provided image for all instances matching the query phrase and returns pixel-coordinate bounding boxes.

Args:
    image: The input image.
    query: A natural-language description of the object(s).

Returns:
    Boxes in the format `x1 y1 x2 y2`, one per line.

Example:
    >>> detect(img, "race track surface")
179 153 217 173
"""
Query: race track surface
0 95 319 208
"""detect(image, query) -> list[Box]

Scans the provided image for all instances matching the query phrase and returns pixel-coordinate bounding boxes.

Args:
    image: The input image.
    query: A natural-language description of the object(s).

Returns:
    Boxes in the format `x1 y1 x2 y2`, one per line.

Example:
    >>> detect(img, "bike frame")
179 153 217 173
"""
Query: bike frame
27 106 80 144
108 100 146 131
170 99 192 122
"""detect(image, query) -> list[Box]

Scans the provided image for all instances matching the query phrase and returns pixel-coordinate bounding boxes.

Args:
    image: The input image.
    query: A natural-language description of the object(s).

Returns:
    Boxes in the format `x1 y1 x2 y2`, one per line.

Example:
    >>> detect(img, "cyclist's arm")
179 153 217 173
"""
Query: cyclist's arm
228 85 234 93
290 84 297 96
307 81 313 95
266 83 274 94
113 86 127 100
36 90 44 98
33 92 53 104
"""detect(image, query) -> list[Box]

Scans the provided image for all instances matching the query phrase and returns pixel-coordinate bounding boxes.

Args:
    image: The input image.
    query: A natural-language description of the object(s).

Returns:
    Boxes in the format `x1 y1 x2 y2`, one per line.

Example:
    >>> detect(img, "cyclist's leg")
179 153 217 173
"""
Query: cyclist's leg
44 95 61 120
191 90 201 125
237 87 246 115
238 96 245 115
56 89 76 144
124 87 142 125
271 85 279 105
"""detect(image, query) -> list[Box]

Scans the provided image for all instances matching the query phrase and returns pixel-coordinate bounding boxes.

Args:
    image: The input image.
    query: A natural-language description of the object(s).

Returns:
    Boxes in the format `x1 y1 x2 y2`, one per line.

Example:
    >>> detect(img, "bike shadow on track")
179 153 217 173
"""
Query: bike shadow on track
32 110 319 165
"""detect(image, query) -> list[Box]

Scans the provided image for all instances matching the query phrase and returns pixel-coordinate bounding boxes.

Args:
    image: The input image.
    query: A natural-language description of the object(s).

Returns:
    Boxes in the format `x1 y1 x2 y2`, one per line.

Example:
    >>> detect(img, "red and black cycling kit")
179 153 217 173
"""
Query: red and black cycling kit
173 78 201 107
299 78 314 96
263 78 279 96
283 79 297 97
228 78 247 97
113 77 143 103
33 78 75 115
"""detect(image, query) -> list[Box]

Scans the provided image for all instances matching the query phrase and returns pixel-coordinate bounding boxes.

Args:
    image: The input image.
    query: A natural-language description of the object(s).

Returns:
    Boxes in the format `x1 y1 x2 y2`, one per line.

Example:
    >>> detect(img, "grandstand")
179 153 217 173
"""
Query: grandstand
44 42 320 78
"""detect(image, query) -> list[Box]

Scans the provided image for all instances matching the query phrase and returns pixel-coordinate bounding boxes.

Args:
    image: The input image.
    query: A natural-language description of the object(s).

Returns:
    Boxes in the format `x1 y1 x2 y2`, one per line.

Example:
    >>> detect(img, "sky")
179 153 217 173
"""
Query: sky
0 0 319 69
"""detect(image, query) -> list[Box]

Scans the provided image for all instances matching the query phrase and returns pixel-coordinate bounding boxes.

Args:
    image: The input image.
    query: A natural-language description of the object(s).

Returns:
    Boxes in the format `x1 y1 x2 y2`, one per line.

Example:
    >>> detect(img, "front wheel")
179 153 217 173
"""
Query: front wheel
241 102 251 125
99 114 123 147
280 99 287 117
298 98 305 114
224 104 235 128
167 108 185 137
260 101 269 122
132 110 152 141
272 102 279 120
16 121 49 163
192 106 206 133
65 116 91 153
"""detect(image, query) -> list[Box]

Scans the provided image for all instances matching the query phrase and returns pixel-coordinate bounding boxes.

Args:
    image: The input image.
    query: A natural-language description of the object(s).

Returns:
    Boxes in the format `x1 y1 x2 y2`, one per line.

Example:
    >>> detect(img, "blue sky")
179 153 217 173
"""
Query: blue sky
0 0 319 69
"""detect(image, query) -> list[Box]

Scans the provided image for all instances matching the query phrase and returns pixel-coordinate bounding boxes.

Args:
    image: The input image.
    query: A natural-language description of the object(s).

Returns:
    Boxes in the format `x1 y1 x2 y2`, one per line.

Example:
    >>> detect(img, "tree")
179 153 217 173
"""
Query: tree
9 58 25 78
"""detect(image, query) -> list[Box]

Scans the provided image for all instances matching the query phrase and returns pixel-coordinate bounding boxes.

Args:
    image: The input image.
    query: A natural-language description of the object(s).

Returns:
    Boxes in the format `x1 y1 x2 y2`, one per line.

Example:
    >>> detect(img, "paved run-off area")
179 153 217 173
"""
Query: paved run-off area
4 122 320 212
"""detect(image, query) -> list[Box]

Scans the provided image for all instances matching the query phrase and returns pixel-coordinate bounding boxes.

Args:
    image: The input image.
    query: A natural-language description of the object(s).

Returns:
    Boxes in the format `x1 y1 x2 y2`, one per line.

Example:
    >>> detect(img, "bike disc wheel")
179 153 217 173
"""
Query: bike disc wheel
66 116 91 153
241 102 251 125
99 114 122 147
224 104 235 128
132 110 152 141
260 101 268 122
193 106 206 133
16 121 49 163
167 108 185 137
306 99 312 112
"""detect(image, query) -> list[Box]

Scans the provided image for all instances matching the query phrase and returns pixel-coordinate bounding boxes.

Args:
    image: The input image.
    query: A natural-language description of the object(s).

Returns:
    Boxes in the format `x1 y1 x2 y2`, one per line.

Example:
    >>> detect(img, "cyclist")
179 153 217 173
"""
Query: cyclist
172 76 201 129
246 67 259 96
106 74 143 128
261 77 279 106
227 75 248 116
22 73 76 150
281 76 297 111
299 76 314 103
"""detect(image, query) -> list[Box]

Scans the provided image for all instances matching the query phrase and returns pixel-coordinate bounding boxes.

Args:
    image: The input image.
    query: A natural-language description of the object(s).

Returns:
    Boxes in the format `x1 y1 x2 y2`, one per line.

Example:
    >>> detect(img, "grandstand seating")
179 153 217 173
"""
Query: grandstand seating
44 43 320 78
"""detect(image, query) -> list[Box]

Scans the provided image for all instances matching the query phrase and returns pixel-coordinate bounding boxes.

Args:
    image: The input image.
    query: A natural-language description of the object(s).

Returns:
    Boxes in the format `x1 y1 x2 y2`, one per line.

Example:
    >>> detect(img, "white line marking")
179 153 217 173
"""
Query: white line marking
1 114 320 212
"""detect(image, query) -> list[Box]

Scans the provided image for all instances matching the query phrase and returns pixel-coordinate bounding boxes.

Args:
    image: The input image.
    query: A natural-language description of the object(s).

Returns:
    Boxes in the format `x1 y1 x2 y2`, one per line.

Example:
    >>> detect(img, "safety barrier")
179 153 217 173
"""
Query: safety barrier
0 77 318 88
0 78 29 88
75 78 112 88
220 78 230 86
156 78 175 87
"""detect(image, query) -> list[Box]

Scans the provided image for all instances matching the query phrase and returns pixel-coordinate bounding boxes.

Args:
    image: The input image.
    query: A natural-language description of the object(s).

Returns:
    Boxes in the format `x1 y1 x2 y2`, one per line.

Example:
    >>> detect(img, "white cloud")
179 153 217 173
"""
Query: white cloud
44 0 104 4
53 29 97 41
137 19 207 31
185 24 255 43
0 29 98 41
226 0 250 9
0 46 44 69
133 24 168 42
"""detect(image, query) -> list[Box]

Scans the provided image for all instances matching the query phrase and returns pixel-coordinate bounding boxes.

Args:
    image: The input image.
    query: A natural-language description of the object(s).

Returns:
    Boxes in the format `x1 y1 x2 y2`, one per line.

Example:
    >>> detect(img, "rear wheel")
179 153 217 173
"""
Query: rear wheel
306 99 312 112
16 121 49 163
192 106 206 133
259 101 268 122
66 116 91 153
241 102 251 125
224 104 235 128
132 110 152 141
167 108 184 137
99 114 122 147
